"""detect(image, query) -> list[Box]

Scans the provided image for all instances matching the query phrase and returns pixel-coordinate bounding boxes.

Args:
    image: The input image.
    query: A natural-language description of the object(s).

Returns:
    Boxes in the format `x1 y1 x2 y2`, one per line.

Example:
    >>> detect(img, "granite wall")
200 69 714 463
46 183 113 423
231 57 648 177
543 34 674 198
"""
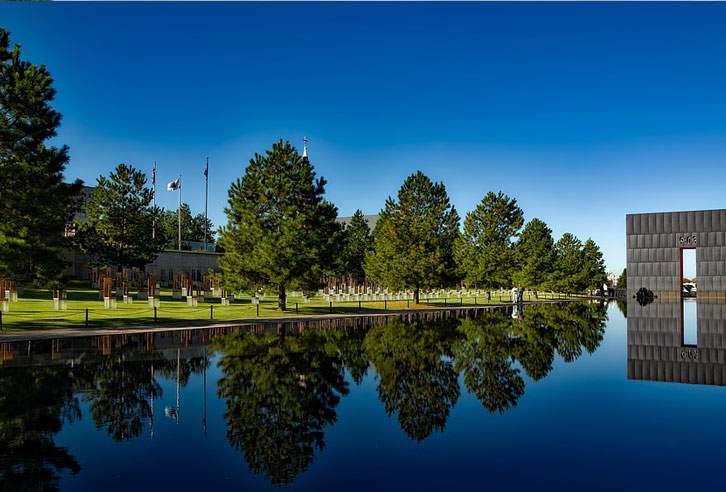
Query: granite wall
626 209 726 299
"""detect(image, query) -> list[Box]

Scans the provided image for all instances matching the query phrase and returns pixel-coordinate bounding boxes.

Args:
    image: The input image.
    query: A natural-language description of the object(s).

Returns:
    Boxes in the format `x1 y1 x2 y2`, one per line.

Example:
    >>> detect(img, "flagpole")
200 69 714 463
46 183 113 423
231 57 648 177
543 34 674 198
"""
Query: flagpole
152 161 157 240
204 157 209 252
178 174 182 251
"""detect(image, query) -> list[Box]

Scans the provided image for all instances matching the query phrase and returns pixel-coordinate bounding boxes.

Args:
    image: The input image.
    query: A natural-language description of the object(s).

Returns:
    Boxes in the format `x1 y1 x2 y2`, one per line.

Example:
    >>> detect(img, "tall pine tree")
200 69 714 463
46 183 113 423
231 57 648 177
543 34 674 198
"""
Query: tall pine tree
76 163 165 270
339 210 372 283
0 27 82 285
512 218 555 295
218 140 342 310
581 238 608 292
364 171 460 304
454 191 523 290
549 233 584 293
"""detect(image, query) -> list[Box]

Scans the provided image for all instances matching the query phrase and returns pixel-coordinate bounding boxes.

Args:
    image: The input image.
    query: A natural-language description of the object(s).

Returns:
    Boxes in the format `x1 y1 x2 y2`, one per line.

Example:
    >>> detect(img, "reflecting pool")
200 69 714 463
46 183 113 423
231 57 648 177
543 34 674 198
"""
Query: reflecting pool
2 301 726 490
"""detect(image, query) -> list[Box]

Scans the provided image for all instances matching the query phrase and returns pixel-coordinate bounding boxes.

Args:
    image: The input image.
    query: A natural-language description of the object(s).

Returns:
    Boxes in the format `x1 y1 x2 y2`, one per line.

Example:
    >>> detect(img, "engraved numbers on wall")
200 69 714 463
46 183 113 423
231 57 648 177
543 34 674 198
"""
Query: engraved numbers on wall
679 235 697 246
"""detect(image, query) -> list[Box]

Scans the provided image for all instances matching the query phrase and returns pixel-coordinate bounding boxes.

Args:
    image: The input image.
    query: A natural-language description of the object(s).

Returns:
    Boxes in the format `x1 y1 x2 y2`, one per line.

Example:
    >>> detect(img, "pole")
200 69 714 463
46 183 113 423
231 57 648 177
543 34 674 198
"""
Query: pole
178 174 182 251
203 347 207 437
204 157 209 252
152 161 157 240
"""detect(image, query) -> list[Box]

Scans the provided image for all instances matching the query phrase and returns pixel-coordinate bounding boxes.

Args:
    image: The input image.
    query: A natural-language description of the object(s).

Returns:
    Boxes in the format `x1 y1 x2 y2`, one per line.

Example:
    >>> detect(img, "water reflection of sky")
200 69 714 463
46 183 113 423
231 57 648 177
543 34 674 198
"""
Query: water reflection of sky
3 302 726 490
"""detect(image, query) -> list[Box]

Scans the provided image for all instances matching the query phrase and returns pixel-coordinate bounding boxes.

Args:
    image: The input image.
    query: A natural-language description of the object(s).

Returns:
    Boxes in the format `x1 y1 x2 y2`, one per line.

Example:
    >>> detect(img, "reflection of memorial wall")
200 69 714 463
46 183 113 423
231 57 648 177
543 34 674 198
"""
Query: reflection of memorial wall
627 299 726 385
626 209 726 299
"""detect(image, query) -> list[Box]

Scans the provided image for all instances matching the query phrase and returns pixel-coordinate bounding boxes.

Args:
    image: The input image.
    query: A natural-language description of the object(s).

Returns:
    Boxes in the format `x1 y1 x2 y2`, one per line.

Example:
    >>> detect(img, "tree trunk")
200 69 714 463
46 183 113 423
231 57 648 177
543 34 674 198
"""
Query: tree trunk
414 288 420 305
278 283 287 311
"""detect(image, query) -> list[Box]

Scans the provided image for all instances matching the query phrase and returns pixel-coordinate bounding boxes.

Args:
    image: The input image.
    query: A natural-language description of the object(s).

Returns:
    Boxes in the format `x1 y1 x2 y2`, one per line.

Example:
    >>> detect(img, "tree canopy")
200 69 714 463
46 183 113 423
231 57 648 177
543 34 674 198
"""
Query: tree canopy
218 140 342 310
75 163 165 270
616 268 627 289
548 233 607 293
455 191 523 289
364 171 460 303
512 218 555 292
0 27 82 285
162 203 216 249
338 209 372 283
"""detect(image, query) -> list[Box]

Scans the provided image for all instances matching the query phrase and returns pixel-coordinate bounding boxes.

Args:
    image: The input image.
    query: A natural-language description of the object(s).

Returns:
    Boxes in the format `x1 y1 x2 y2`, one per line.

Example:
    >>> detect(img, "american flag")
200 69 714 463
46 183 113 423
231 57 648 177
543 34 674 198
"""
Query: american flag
204 159 208 178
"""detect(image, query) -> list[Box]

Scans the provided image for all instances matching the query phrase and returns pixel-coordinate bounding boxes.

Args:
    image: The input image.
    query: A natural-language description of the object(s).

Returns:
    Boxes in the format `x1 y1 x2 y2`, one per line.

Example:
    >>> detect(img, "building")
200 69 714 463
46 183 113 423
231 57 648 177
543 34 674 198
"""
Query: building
63 185 220 281
336 214 379 231
626 209 726 300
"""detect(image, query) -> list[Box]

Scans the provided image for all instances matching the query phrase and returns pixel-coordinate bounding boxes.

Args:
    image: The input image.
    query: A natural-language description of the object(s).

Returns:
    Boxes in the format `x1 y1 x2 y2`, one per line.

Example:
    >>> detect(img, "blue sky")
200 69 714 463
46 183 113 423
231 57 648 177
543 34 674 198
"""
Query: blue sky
2 2 725 276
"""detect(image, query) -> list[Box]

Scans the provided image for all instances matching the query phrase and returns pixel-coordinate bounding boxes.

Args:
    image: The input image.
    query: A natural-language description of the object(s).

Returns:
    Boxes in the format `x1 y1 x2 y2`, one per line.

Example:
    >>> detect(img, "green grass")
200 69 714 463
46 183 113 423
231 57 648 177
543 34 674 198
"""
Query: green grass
0 282 587 331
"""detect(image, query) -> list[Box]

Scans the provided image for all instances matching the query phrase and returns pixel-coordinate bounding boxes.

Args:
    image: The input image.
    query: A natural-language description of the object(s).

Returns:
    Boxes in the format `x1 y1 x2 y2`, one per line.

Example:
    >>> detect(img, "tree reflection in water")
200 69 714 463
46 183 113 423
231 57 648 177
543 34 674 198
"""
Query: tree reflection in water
0 366 81 491
212 329 350 488
455 303 606 414
73 352 207 442
0 302 608 490
362 317 461 442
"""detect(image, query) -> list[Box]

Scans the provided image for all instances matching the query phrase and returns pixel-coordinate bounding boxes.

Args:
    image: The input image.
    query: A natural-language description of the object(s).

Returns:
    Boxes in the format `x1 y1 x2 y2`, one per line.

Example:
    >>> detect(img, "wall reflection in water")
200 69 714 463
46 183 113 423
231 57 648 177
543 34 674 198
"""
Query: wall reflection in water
627 298 726 385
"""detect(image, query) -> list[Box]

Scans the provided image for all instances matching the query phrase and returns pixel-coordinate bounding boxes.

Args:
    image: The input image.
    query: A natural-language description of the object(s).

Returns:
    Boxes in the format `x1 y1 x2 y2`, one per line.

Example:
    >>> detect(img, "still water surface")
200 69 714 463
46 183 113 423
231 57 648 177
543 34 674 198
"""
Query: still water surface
2 300 725 490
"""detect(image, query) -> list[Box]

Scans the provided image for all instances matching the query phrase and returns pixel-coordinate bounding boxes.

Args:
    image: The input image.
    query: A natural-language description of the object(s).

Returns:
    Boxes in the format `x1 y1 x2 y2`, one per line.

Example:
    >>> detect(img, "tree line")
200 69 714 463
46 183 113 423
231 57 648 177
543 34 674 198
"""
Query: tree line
0 26 606 300
219 141 608 310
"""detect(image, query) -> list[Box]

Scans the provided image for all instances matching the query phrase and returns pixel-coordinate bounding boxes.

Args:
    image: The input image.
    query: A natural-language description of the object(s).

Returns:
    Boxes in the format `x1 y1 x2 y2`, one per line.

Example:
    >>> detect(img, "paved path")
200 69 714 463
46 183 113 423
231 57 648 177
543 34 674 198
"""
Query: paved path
0 298 595 342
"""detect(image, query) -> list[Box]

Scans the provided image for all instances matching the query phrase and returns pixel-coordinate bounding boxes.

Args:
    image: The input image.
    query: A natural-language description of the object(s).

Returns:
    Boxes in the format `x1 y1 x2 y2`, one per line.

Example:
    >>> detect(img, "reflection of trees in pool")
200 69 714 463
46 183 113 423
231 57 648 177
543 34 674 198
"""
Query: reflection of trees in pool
454 303 607 414
362 317 461 442
212 329 349 488
74 352 207 442
0 366 81 491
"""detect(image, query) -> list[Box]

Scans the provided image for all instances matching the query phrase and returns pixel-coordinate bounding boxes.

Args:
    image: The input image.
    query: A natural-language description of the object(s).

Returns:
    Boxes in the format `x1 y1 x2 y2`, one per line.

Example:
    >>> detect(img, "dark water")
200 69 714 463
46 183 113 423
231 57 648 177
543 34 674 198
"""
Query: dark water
2 300 725 491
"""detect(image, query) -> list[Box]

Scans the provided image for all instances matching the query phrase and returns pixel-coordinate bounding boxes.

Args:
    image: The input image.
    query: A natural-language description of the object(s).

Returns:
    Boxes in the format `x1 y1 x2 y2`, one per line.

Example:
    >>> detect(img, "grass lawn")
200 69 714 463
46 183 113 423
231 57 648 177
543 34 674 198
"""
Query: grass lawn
0 281 582 331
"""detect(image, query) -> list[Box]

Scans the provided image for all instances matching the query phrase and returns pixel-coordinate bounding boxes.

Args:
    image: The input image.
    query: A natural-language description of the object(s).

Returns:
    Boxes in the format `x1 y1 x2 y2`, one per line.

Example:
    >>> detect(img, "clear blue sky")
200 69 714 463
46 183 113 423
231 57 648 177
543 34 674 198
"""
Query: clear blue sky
2 2 725 276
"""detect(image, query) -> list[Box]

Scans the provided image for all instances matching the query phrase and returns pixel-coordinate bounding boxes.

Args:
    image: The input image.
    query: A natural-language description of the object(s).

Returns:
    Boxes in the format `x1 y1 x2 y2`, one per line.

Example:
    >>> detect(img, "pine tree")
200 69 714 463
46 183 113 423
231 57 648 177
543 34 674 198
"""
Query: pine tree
454 191 524 290
512 218 555 295
161 204 215 248
364 171 460 304
218 139 342 310
0 27 82 285
549 233 584 293
339 210 372 283
616 268 627 289
581 238 608 292
76 163 165 270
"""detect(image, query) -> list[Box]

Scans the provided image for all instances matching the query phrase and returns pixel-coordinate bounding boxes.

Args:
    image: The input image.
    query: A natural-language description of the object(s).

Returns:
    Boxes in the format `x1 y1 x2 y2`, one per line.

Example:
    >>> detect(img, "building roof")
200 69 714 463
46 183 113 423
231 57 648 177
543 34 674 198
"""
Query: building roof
336 214 379 231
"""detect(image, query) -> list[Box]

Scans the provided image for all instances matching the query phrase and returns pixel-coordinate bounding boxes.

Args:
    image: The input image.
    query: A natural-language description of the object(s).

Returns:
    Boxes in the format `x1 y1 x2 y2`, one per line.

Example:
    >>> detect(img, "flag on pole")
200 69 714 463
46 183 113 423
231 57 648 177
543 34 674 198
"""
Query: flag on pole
152 163 156 186
167 176 181 191
204 160 208 178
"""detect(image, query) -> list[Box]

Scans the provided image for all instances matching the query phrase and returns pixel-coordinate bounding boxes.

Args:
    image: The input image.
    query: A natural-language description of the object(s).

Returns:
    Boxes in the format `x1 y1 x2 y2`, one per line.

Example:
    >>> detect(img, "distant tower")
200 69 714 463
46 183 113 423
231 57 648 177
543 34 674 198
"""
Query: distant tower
302 136 308 160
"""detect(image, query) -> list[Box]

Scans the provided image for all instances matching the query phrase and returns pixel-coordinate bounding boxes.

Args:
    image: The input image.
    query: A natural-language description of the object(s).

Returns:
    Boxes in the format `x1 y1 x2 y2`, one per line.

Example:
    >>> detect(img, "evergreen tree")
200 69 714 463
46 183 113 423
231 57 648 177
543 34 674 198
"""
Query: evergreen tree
191 212 215 244
581 238 608 292
339 209 372 283
218 139 342 310
364 171 460 304
162 203 193 249
512 218 555 295
454 191 523 290
549 233 584 293
0 27 82 285
162 203 215 248
617 268 627 289
76 163 165 270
